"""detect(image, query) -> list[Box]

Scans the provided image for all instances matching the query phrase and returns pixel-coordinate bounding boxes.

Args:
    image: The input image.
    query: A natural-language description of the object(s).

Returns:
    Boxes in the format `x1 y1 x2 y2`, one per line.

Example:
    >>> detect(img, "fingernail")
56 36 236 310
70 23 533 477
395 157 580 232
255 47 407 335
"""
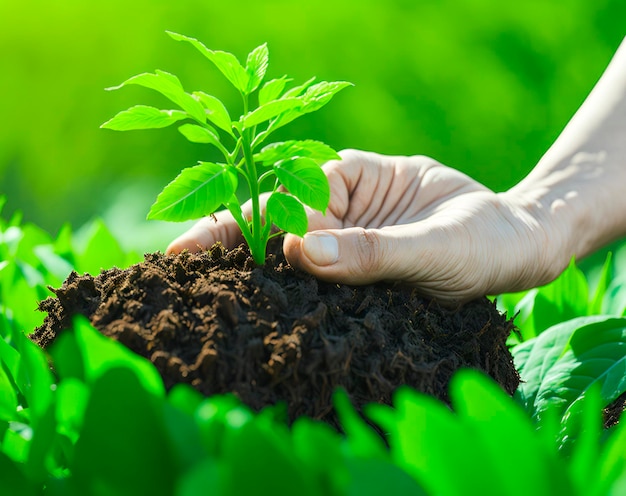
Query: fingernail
303 233 339 266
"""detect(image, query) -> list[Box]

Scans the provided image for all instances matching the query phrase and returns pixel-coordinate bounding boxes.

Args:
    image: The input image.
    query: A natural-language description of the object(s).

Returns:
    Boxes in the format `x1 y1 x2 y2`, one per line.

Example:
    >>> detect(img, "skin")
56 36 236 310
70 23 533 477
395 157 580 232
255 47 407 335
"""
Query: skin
168 36 626 305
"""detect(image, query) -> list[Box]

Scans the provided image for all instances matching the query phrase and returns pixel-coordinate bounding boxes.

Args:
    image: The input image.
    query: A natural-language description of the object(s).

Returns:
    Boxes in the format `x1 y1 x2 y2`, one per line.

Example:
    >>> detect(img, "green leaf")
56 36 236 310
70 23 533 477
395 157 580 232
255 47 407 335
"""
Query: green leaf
346 458 427 496
0 452 36 495
74 219 139 274
243 98 303 129
192 91 233 136
366 388 469 496
0 363 18 422
290 418 349 494
101 105 188 131
178 123 221 147
450 369 570 496
167 31 249 94
274 157 330 212
333 389 387 459
71 367 176 495
148 162 238 222
281 77 316 99
258 76 292 106
15 330 54 428
532 257 589 335
106 70 206 123
220 416 314 496
513 316 626 424
598 420 626 495
177 460 222 496
255 140 340 165
304 81 353 107
49 317 165 396
266 192 308 237
55 378 90 442
245 43 269 94
590 253 613 314
268 80 351 133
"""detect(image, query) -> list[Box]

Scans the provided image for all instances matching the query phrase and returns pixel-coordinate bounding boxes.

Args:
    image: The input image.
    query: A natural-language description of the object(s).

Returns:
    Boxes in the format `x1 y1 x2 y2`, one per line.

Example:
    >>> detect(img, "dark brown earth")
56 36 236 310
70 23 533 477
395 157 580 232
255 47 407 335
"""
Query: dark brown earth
32 241 521 428
604 392 625 429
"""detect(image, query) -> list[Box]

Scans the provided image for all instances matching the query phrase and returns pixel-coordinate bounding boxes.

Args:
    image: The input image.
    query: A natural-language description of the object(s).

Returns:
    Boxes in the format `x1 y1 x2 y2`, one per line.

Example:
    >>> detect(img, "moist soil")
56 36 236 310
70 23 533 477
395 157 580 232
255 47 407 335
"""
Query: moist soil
33 241 521 428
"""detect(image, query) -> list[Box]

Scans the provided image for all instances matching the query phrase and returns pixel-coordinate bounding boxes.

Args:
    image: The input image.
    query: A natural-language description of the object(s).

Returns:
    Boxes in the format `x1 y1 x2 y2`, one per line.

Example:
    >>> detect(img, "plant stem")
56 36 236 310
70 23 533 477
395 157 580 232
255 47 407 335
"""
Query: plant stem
241 95 266 264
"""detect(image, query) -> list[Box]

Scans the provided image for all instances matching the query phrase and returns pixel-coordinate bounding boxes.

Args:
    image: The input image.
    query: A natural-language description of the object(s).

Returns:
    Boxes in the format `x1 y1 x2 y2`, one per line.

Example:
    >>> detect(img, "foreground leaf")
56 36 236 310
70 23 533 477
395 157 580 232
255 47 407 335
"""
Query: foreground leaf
513 316 626 424
148 162 238 222
71 368 175 495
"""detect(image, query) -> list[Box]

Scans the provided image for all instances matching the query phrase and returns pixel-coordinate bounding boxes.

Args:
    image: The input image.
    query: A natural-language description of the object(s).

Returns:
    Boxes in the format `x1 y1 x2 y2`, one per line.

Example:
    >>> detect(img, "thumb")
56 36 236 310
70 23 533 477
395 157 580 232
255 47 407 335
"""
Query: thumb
283 227 402 285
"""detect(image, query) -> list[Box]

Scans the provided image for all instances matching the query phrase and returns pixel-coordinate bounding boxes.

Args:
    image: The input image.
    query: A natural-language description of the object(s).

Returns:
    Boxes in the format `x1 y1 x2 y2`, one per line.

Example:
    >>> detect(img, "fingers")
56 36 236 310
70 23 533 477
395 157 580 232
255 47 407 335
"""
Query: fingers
166 209 244 254
283 226 418 286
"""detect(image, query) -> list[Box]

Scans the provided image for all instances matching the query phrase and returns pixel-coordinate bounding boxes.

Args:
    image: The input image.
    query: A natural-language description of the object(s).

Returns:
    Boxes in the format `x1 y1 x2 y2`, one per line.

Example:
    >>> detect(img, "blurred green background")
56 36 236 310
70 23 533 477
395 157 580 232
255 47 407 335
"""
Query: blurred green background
1 0 624 253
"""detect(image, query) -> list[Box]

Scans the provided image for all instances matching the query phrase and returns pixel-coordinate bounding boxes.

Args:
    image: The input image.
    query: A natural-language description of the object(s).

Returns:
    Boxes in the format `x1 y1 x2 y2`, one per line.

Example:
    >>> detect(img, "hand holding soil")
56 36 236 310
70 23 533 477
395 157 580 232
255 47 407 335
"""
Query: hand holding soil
169 151 559 303
170 36 626 304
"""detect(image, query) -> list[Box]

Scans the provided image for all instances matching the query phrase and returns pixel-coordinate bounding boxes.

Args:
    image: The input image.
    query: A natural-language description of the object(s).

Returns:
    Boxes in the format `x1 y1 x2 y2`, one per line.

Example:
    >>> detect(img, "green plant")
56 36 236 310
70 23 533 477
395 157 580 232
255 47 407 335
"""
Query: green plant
101 31 351 264
1 204 625 494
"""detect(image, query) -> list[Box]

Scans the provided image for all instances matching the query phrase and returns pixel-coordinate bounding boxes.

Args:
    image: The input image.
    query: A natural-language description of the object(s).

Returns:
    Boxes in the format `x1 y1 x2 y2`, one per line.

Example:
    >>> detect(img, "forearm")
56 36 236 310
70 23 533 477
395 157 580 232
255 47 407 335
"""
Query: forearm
505 37 626 272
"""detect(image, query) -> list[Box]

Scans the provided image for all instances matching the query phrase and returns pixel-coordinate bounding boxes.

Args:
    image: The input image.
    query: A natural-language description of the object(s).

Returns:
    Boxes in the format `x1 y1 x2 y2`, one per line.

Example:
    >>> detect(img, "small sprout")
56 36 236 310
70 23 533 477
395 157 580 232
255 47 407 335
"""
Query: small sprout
102 31 352 264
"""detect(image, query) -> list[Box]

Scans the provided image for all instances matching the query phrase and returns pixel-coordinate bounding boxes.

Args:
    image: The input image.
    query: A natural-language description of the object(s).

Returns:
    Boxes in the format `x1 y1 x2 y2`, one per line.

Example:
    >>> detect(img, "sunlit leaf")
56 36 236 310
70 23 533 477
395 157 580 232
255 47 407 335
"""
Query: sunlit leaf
255 140 340 165
258 76 292 106
178 123 221 147
101 105 188 131
193 91 233 135
273 157 330 212
243 98 302 129
106 70 205 123
148 162 238 222
266 192 307 237
167 31 249 94
245 43 269 94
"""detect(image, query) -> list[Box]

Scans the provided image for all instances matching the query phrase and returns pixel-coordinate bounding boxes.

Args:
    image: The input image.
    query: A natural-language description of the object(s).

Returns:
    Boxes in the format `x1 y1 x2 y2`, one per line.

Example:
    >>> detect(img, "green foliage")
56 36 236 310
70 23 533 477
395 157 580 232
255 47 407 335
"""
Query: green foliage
499 254 626 342
1 313 624 495
512 316 626 433
103 31 350 264
0 200 140 338
1 207 625 494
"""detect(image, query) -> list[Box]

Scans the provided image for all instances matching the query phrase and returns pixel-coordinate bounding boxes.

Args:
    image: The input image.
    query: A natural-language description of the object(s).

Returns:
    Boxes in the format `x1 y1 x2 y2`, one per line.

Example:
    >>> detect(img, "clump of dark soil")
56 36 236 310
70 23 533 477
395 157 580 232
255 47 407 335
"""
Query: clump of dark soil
32 242 519 427
604 392 625 429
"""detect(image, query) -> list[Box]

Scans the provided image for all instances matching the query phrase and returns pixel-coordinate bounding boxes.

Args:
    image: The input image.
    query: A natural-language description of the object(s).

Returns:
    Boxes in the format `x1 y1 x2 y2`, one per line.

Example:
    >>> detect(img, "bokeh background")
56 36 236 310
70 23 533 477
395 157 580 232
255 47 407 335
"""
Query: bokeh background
1 0 625 254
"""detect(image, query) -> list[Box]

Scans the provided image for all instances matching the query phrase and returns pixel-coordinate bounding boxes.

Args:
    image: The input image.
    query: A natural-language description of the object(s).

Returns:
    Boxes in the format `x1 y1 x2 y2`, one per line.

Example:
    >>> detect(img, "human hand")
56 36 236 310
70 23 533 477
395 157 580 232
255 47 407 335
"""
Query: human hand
167 150 565 304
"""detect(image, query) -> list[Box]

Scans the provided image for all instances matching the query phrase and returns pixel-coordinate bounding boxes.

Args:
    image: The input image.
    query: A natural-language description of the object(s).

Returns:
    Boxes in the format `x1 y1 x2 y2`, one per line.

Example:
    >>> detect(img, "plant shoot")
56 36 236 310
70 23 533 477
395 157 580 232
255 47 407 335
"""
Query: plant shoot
101 31 352 264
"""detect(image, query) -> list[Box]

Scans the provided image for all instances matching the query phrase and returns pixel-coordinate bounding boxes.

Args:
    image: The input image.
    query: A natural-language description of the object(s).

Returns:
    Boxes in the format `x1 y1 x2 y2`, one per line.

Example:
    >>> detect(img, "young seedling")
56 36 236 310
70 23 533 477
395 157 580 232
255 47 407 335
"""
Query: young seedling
101 31 352 265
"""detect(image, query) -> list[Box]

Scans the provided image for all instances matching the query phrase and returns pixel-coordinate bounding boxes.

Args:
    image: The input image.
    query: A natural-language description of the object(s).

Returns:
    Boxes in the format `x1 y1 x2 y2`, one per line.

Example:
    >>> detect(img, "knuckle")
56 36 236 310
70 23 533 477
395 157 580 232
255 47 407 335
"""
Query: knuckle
354 228 383 274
